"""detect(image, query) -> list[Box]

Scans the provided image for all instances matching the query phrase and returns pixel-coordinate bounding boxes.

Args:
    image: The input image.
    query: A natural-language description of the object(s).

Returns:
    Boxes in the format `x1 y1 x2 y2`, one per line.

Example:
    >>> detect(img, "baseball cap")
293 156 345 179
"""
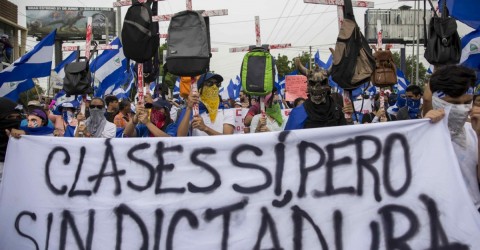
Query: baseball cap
152 99 171 110
27 100 43 108
197 72 223 88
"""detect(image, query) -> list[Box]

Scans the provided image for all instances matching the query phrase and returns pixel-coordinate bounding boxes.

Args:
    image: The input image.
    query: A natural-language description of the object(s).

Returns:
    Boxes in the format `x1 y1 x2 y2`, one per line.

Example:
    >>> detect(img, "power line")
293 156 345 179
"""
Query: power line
291 6 332 45
278 4 312 44
265 0 290 44
304 17 336 46
269 1 299 43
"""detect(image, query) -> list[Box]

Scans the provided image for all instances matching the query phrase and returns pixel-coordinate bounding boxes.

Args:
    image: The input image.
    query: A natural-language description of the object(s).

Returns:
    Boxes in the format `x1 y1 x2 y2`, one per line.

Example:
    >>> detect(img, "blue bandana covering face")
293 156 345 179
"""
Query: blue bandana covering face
406 98 421 119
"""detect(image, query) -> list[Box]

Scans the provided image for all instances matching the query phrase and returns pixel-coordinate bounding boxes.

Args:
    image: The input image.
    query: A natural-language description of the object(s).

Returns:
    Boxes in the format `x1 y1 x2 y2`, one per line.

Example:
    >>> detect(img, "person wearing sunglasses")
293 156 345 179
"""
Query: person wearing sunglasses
177 72 235 136
75 97 116 138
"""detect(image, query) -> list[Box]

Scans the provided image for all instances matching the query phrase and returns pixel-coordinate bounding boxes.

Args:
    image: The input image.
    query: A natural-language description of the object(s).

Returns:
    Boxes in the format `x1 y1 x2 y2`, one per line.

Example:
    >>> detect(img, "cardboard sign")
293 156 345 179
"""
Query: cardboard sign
285 75 308 102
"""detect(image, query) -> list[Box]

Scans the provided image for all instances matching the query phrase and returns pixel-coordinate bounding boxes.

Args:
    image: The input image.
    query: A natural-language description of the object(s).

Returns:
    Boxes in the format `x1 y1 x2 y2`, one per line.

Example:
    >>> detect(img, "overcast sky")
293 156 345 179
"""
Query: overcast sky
10 0 474 85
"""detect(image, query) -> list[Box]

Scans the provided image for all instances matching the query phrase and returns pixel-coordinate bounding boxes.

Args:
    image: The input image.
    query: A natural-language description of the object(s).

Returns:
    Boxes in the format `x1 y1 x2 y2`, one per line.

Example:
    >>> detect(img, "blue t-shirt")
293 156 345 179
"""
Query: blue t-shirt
135 123 177 137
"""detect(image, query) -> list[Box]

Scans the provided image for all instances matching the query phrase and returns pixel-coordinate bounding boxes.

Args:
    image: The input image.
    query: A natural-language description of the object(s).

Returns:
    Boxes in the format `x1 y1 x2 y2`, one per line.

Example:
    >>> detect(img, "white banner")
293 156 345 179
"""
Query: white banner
233 108 291 134
1 119 480 249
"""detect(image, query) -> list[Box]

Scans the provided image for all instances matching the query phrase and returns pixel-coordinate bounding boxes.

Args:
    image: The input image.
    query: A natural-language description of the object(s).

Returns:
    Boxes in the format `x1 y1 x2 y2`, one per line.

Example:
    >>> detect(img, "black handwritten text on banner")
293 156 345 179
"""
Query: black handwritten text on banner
0 119 479 249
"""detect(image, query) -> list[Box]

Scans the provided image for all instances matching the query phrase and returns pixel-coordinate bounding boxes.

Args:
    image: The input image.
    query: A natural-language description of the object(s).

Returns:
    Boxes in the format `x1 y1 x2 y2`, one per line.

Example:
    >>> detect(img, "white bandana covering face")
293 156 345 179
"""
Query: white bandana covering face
432 95 472 148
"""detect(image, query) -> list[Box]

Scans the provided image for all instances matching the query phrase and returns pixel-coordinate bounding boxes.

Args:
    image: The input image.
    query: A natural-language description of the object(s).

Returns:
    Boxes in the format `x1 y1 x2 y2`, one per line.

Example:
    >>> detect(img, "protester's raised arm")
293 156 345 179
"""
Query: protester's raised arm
177 92 198 137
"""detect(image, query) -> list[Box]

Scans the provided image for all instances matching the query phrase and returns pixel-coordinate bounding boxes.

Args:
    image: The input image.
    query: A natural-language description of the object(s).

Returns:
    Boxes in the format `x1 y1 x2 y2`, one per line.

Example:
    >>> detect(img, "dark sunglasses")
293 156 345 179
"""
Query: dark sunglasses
90 105 104 110
204 79 219 87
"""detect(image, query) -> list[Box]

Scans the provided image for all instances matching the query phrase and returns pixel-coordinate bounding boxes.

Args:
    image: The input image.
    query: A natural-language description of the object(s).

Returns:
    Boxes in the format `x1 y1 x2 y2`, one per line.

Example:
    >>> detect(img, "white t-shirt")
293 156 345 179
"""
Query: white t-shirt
452 123 480 208
192 109 235 136
250 114 286 133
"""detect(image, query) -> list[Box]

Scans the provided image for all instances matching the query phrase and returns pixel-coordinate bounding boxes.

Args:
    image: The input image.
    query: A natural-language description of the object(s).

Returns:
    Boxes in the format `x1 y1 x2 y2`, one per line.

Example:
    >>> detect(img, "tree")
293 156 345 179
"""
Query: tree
392 52 428 89
275 54 294 78
19 81 45 107
159 43 178 94
275 52 311 77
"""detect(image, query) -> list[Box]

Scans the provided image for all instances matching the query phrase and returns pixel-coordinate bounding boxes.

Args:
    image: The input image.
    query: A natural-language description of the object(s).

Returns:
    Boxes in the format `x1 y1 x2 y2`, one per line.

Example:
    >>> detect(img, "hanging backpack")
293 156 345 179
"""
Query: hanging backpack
122 0 159 63
330 0 375 90
424 0 461 65
166 10 211 76
372 48 397 87
240 46 275 96
63 52 93 96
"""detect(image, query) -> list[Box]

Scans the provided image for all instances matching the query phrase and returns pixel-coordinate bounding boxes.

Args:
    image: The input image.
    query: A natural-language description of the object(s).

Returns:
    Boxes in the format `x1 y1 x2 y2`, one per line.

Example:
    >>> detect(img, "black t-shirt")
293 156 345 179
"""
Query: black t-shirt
104 111 118 123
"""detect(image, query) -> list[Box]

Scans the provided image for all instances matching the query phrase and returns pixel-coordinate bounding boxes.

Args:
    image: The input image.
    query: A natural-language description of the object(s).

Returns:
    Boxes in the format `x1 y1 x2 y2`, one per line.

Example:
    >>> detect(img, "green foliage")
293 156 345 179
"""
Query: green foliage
19 82 45 107
275 52 312 77
275 54 294 78
392 52 428 89
159 43 177 93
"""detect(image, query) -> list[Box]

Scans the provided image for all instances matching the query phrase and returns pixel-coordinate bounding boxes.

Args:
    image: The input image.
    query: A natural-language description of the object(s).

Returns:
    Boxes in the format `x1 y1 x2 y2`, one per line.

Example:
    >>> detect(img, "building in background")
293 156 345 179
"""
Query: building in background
0 0 27 63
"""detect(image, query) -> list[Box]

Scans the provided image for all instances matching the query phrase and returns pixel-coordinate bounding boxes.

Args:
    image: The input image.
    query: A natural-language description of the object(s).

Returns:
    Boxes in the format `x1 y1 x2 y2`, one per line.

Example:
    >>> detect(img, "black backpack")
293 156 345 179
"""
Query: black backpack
122 0 159 63
63 53 93 96
330 0 375 90
166 10 211 76
133 1 160 83
424 0 461 65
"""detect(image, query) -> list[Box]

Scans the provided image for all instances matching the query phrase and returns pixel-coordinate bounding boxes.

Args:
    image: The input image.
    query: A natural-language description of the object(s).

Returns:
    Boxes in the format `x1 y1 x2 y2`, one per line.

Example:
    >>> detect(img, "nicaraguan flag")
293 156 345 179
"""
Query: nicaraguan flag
324 54 333 69
103 64 135 98
233 75 242 98
227 79 236 99
219 85 229 100
366 84 377 96
427 65 434 75
314 50 326 69
173 77 180 96
0 79 35 101
460 29 480 71
51 90 83 114
55 51 78 79
91 37 127 97
0 30 56 83
396 69 410 92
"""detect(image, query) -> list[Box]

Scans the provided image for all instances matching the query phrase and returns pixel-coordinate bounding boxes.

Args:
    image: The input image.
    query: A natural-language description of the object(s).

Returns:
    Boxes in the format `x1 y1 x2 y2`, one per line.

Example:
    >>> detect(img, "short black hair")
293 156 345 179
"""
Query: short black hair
293 97 306 107
406 85 422 96
429 65 476 98
91 97 105 106
119 99 130 111
105 95 118 106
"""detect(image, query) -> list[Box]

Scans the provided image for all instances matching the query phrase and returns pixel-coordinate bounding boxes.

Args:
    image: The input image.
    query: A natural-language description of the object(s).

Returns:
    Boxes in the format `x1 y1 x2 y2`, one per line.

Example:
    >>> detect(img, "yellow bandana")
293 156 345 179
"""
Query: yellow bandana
200 85 220 123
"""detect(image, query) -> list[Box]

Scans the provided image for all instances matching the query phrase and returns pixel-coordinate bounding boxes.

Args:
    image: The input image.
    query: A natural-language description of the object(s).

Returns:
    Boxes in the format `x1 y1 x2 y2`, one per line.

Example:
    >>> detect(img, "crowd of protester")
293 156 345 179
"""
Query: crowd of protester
0 64 479 211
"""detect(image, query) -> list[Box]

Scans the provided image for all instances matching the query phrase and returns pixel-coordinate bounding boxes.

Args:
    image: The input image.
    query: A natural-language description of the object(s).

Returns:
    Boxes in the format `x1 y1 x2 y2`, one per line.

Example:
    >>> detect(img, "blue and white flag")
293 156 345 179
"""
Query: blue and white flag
427 65 434 75
103 64 135 99
232 75 242 99
460 29 480 71
324 54 333 69
0 30 56 83
314 50 326 69
54 50 78 79
91 37 127 97
396 69 410 92
173 77 180 96
219 85 229 100
0 79 35 101
51 90 83 115
227 79 235 100
366 84 377 97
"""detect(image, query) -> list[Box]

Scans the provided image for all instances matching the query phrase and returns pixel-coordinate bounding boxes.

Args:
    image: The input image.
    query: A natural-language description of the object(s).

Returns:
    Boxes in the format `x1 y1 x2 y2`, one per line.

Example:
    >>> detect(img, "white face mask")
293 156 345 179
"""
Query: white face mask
432 96 472 147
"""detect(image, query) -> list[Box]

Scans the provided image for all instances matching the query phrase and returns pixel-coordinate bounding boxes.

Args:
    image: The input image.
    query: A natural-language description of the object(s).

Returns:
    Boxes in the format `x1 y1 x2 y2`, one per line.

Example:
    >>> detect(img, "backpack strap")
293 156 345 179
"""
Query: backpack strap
343 0 355 21
423 0 428 48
